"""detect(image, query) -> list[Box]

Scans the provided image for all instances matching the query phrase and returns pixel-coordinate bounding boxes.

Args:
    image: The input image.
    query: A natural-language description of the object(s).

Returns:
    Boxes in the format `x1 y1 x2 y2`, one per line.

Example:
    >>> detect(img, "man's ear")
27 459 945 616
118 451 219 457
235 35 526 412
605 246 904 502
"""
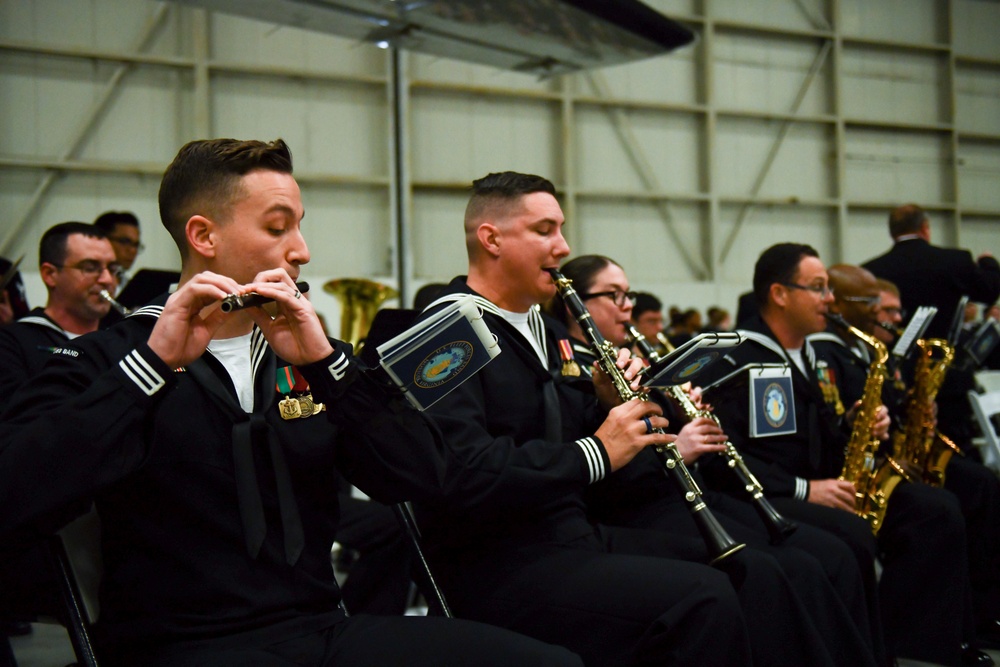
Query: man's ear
477 222 501 258
919 219 931 241
39 262 59 289
770 283 789 309
186 215 217 259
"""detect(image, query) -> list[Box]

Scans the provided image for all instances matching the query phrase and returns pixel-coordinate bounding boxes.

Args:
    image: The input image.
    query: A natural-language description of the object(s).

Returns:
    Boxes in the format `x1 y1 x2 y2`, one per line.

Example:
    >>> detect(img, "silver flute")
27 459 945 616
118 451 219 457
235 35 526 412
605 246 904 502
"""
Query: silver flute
220 281 310 313
100 290 130 316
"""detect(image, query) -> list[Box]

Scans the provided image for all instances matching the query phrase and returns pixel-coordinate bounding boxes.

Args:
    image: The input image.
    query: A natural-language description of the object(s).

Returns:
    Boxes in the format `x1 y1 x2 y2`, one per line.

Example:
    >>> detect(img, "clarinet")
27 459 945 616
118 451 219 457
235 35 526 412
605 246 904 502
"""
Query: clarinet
626 324 797 544
549 269 745 564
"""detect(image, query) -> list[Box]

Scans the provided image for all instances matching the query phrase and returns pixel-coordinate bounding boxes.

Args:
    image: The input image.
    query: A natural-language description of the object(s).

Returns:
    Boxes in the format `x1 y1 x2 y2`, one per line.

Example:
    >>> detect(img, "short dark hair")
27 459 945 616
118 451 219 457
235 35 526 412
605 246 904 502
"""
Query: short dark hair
465 171 556 227
753 243 819 306
93 211 139 233
888 204 927 239
39 222 107 268
545 254 618 325
158 138 293 256
632 292 662 319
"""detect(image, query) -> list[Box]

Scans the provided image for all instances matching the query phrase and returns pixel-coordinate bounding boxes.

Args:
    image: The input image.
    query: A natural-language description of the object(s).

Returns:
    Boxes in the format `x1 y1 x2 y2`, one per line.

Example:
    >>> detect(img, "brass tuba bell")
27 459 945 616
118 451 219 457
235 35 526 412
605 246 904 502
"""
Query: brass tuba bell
322 278 398 353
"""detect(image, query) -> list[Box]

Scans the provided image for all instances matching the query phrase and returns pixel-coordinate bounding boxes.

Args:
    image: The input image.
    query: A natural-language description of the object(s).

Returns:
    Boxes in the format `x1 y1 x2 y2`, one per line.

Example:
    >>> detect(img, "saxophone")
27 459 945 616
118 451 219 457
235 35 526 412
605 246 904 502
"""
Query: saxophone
892 338 960 487
827 313 907 535
627 324 797 544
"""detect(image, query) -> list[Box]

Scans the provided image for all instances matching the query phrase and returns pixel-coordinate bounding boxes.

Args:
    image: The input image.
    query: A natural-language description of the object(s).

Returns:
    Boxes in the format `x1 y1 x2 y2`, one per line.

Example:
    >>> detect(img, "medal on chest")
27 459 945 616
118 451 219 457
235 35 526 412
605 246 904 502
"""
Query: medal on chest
558 339 581 377
276 365 326 420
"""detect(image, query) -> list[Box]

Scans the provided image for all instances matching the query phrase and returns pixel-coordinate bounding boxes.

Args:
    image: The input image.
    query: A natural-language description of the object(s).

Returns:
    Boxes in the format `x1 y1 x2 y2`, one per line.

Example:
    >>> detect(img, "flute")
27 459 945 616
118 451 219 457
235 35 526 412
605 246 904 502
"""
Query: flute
220 282 310 313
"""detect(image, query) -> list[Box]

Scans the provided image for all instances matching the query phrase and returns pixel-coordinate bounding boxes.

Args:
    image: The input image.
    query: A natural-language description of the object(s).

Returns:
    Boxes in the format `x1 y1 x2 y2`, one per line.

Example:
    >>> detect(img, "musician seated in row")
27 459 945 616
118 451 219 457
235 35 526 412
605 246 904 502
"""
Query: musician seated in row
809 264 1000 656
0 139 583 667
409 171 753 665
698 243 984 667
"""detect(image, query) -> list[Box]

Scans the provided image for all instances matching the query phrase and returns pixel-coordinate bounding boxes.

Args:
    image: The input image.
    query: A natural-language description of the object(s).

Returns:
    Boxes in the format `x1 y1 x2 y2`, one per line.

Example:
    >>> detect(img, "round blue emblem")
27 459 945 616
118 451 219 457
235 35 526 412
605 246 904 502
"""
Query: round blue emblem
414 341 474 388
763 382 788 428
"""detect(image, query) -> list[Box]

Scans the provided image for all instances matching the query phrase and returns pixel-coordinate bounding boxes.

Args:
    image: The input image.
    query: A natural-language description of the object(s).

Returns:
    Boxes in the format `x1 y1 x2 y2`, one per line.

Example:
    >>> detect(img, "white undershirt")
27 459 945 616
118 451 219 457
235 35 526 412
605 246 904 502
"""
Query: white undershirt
497 306 547 366
206 332 254 412
786 347 806 376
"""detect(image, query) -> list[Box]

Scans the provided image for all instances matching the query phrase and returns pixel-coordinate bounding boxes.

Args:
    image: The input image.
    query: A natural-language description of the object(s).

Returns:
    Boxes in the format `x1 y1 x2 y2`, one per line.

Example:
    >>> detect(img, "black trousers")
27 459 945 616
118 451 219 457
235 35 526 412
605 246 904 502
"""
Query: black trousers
433 529 752 667
107 614 583 667
773 482 970 667
335 496 413 616
610 492 881 667
945 455 1000 633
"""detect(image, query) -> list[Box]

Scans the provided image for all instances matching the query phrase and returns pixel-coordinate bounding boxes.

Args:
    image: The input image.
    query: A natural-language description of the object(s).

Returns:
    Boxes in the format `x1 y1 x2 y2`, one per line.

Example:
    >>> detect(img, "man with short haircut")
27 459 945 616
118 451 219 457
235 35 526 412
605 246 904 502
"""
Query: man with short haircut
700 245 979 666
0 222 118 413
411 171 753 665
0 141 582 667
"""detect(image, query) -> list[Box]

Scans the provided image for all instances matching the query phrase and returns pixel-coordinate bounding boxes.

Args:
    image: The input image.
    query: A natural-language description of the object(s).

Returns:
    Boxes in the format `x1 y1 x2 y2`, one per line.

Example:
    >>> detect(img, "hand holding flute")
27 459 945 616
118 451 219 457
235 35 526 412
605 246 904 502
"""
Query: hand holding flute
147 271 328 369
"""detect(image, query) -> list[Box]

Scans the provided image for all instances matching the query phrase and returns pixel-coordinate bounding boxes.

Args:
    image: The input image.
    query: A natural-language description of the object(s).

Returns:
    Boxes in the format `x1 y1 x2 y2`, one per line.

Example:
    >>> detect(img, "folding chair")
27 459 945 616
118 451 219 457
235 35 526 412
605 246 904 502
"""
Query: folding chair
392 503 452 618
2 508 102 667
968 389 1000 475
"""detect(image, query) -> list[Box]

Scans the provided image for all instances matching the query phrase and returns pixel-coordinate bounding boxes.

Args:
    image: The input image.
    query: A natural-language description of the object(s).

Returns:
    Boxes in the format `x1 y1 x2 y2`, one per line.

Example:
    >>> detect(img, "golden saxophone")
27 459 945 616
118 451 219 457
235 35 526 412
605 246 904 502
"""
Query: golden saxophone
627 324 797 544
892 338 960 487
549 269 745 564
827 313 907 535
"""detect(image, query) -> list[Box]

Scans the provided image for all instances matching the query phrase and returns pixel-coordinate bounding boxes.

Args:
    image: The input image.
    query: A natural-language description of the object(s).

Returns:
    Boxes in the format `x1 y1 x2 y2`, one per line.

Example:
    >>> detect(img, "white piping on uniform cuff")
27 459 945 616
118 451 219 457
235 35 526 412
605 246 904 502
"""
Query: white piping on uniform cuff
576 437 605 484
119 349 166 396
794 477 809 501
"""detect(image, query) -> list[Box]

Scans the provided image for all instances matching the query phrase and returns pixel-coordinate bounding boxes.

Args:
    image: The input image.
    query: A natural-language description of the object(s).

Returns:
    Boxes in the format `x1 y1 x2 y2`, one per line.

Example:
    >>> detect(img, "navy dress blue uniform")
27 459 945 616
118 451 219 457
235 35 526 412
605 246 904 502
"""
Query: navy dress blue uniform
0 308 78 413
570 339 884 666
700 315 971 667
0 296 583 667
413 277 761 666
809 330 1000 648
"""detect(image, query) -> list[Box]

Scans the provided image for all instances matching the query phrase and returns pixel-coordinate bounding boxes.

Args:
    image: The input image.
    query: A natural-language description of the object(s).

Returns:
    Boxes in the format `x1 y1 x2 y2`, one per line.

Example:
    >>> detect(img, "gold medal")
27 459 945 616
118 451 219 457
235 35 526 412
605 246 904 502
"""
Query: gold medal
561 359 582 377
298 393 316 418
279 395 302 420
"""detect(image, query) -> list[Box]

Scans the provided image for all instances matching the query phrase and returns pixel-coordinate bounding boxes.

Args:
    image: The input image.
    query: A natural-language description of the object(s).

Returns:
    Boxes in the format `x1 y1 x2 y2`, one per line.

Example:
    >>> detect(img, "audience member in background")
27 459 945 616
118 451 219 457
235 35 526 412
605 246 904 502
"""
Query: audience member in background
704 306 732 332
667 307 701 347
631 292 666 348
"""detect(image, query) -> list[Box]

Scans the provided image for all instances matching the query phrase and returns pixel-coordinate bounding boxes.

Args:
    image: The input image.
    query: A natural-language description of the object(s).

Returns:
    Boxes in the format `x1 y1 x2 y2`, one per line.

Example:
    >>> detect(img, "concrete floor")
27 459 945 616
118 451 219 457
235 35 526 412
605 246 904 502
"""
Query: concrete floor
7 622 1000 667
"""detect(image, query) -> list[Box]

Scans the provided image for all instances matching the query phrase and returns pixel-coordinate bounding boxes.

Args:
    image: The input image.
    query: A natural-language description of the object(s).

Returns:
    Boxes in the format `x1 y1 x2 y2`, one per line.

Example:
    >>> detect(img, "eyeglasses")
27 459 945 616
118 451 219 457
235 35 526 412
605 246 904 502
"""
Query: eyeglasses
108 236 144 253
880 306 907 319
781 282 833 298
840 294 882 307
55 260 124 281
581 290 637 308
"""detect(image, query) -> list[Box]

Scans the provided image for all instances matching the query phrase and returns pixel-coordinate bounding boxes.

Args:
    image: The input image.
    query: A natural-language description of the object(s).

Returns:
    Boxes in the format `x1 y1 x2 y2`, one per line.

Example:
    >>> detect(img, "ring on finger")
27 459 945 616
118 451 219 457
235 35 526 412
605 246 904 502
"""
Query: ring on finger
642 416 653 434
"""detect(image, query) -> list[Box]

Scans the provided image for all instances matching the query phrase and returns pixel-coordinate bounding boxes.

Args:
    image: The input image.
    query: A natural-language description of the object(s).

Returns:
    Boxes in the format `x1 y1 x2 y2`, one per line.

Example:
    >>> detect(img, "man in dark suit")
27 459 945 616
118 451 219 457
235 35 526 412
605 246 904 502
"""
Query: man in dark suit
862 204 1000 342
